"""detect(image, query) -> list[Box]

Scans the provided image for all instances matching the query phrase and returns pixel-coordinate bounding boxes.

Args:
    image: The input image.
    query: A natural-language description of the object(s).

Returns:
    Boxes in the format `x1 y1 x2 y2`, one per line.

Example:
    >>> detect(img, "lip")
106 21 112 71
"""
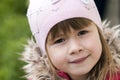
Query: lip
69 55 90 64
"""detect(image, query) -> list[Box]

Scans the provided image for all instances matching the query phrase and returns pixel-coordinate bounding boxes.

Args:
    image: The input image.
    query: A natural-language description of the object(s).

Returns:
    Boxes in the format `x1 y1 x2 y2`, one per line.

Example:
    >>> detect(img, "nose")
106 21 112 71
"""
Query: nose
68 38 83 55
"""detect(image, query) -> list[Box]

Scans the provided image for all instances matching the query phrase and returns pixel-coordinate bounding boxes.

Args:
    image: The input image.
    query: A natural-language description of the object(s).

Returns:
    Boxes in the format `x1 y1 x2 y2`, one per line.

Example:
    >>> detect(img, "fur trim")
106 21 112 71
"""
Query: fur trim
21 21 120 80
21 39 63 80
102 20 120 69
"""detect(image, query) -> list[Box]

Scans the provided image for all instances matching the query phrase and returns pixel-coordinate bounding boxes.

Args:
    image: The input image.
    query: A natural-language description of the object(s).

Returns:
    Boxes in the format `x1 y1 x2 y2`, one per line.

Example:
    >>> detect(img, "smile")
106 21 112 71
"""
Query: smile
69 55 90 64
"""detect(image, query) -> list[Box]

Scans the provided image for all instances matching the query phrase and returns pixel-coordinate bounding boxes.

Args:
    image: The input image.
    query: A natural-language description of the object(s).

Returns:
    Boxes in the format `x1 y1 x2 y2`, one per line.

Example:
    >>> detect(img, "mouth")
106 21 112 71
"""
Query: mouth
69 55 90 64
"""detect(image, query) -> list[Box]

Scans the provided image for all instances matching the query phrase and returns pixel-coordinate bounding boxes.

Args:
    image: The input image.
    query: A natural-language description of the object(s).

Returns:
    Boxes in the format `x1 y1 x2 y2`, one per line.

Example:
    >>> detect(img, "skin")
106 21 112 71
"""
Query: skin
46 23 102 80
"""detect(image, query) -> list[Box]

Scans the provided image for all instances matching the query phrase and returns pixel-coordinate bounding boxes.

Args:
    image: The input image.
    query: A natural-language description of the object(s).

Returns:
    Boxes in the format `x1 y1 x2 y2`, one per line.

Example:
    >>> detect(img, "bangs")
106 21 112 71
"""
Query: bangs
48 18 93 40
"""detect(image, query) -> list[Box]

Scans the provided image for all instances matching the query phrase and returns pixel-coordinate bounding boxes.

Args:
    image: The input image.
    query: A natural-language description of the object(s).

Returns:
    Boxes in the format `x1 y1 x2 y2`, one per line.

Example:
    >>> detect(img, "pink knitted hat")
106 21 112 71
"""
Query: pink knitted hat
27 0 102 53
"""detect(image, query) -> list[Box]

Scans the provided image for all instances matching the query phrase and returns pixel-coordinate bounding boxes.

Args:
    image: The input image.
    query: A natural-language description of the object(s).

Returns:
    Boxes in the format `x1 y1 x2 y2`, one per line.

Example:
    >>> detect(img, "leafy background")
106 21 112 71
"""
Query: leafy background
0 0 31 80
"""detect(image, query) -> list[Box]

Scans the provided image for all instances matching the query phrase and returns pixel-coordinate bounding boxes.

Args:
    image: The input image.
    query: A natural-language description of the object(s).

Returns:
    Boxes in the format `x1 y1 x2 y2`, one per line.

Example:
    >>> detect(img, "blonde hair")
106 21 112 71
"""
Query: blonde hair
46 18 117 80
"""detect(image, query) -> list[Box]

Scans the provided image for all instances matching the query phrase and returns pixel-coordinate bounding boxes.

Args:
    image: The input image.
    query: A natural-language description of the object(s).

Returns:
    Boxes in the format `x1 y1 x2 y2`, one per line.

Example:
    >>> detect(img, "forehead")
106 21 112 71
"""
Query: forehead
47 18 95 40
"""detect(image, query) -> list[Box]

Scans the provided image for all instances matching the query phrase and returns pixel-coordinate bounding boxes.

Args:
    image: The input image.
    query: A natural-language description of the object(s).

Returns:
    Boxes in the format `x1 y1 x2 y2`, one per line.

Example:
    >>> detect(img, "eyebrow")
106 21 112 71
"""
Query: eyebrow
52 33 65 40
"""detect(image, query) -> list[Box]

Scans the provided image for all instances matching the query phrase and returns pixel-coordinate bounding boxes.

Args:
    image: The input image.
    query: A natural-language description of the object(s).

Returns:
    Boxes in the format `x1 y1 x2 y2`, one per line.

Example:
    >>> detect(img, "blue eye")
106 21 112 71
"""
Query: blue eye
78 30 88 36
54 38 65 44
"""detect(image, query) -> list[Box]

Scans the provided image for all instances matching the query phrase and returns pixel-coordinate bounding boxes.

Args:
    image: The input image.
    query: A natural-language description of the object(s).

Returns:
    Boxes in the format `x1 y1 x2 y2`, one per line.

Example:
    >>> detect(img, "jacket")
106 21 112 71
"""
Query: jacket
21 21 120 80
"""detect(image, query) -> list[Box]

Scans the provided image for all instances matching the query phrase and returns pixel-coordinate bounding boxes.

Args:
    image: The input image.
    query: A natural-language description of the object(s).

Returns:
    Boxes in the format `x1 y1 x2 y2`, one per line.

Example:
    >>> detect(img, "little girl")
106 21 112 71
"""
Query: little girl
22 0 120 80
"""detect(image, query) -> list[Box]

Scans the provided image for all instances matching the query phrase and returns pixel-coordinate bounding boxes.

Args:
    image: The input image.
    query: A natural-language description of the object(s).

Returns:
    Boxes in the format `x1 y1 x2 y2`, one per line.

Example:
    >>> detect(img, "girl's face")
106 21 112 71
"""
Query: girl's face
46 23 102 80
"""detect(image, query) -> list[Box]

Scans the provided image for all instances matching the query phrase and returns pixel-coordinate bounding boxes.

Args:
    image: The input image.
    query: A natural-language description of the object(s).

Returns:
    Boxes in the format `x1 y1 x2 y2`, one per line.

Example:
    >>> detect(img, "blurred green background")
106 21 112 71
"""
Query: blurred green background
0 0 31 80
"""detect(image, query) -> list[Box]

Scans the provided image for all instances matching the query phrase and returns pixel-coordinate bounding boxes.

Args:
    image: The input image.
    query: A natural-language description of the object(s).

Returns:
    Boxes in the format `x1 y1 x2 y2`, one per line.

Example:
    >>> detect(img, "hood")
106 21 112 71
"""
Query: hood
21 21 120 80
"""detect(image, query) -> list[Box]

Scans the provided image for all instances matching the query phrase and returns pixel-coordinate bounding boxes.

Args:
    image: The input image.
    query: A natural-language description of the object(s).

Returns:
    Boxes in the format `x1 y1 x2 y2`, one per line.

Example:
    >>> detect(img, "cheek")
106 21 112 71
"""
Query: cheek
92 38 102 59
83 35 102 59
48 47 67 69
91 38 102 59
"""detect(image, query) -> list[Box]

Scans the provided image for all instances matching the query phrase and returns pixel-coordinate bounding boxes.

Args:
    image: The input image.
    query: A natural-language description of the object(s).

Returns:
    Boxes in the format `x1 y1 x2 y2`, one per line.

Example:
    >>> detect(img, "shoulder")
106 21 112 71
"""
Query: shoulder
114 72 120 80
106 71 120 80
116 72 120 79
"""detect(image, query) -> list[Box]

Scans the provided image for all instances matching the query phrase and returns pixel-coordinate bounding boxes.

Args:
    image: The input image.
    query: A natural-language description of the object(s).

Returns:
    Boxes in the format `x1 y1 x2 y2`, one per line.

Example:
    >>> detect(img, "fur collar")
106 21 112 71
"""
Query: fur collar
21 21 120 80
